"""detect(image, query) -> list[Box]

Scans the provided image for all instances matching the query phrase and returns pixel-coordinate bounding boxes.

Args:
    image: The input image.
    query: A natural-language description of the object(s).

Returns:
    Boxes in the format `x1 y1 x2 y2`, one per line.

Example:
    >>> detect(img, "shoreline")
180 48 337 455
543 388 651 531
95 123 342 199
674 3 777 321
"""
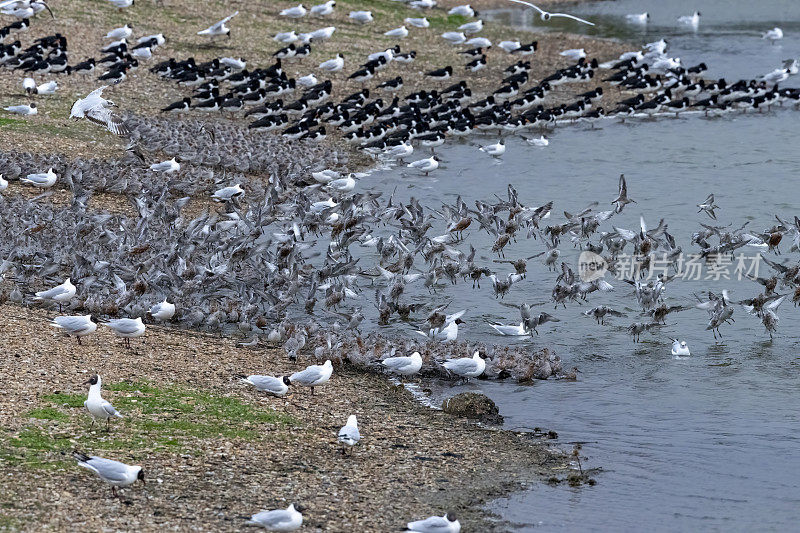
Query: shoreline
0 304 571 531
0 0 621 529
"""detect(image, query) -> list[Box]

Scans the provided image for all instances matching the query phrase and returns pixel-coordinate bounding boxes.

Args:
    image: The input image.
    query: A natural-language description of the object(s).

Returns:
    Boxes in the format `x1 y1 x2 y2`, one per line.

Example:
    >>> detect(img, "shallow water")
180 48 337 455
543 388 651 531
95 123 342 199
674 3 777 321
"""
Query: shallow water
357 2 800 530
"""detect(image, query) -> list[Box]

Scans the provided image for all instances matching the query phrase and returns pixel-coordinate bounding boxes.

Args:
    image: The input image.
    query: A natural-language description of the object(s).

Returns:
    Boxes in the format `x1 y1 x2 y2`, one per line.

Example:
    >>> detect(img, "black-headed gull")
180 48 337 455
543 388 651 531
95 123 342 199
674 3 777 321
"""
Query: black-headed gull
70 85 129 135
310 26 335 40
148 299 175 320
405 16 429 28
84 375 123 430
349 10 373 23
458 19 483 34
280 4 307 18
72 451 144 498
442 351 486 378
149 158 180 173
337 414 361 454
289 359 332 394
104 317 145 348
404 512 461 532
105 24 133 40
407 155 439 175
34 277 74 309
319 53 344 72
677 11 700 30
671 339 691 356
4 103 37 115
198 11 238 38
489 322 529 336
448 4 477 17
22 77 36 94
310 0 335 16
560 48 585 60
21 167 57 188
507 0 594 26
479 140 505 157
441 31 466 44
274 30 298 43
248 504 304 530
525 135 549 147
763 28 783 44
244 375 291 397
384 25 409 39
211 184 245 202
625 12 649 25
381 352 423 376
50 314 97 344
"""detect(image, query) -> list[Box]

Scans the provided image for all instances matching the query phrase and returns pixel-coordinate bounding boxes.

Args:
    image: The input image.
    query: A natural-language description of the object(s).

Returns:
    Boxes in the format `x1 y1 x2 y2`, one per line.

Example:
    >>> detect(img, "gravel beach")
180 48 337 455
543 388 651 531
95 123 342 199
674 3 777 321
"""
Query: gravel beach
0 304 568 531
0 0 625 529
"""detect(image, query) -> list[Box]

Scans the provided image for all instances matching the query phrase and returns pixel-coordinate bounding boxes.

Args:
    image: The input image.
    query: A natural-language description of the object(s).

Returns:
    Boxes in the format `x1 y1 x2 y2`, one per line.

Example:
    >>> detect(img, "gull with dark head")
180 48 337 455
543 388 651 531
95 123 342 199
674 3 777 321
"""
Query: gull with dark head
197 11 238 38
84 375 123 430
507 0 594 26
72 452 144 498
70 85 129 135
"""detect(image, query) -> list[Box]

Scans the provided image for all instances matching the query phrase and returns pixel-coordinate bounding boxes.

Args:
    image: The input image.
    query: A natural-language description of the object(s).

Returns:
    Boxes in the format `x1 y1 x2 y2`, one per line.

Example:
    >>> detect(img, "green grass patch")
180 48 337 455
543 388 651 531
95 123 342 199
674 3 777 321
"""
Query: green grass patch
0 117 23 127
25 408 69 422
6 381 298 470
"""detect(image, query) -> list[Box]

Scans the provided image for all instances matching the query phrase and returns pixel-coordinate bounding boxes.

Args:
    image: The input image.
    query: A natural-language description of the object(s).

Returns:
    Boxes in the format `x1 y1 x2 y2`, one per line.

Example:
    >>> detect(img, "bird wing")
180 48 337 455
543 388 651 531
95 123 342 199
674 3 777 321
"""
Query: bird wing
290 366 323 384
766 295 786 311
338 425 360 441
52 316 89 331
106 319 140 334
443 358 477 373
83 457 130 482
506 0 545 15
74 86 109 116
101 400 119 417
252 509 293 527
247 375 282 391
407 516 451 531
382 356 409 370
36 285 69 298
550 12 596 25
85 106 129 135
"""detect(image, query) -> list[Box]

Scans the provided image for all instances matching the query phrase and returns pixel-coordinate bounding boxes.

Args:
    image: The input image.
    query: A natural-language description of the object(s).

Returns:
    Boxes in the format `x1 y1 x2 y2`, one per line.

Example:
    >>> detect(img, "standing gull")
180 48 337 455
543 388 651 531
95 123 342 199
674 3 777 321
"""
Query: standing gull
72 452 144 498
289 359 333 394
21 168 57 188
442 351 486 379
50 314 96 344
381 351 423 377
84 375 123 430
104 317 145 348
148 299 175 321
337 414 361 454
34 278 75 311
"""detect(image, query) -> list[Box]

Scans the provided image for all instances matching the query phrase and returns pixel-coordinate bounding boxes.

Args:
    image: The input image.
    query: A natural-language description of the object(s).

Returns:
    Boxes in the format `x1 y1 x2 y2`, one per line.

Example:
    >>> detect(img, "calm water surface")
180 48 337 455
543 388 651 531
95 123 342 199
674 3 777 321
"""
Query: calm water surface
361 2 800 530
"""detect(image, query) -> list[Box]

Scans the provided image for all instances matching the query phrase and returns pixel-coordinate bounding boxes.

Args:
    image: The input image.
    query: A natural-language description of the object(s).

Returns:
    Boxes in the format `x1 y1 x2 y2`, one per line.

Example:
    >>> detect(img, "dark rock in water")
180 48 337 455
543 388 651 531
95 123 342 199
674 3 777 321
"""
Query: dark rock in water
442 392 503 424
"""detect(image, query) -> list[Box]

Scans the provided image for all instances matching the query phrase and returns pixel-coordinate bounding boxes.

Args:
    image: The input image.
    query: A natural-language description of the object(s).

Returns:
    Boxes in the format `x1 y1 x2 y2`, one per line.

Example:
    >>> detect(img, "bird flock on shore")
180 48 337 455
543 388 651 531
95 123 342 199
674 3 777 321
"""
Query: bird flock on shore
2 0 800 530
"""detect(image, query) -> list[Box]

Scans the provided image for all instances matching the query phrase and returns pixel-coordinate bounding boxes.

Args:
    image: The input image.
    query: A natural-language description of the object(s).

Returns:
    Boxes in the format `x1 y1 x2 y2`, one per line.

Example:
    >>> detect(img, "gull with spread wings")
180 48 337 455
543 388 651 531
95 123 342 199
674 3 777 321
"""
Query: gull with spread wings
507 0 594 26
69 85 129 135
